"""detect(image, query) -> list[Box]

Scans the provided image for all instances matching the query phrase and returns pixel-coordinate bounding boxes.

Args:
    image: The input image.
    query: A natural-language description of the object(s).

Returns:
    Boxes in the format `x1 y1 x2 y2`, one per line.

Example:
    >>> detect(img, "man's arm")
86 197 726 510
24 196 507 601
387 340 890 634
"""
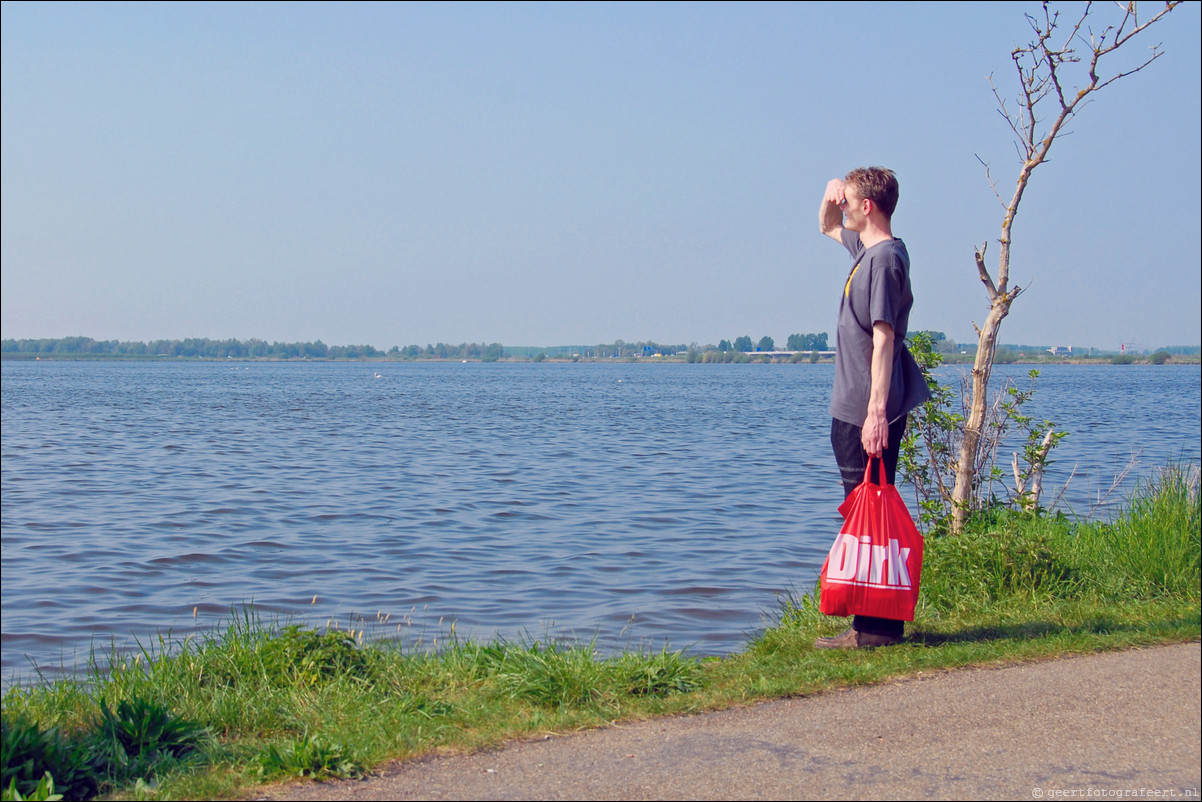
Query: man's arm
819 178 846 243
861 321 894 457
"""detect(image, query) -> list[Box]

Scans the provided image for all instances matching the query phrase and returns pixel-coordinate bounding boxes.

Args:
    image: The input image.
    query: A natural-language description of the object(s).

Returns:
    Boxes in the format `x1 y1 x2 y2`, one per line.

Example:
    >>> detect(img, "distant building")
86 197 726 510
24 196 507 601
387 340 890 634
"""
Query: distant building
1047 346 1074 357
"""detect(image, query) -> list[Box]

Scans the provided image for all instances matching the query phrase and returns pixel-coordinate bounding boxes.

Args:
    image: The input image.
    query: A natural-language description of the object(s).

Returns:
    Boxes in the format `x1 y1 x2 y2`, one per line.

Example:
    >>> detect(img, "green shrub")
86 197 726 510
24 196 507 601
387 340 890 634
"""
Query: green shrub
2 772 60 802
94 697 207 764
920 512 1077 613
0 715 99 801
257 734 363 780
614 649 702 697
257 625 374 687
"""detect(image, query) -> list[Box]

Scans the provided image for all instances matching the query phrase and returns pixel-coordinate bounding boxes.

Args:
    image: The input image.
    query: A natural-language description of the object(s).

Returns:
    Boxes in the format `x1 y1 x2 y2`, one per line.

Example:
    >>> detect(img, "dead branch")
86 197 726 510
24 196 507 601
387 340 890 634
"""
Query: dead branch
974 245 999 300
1047 463 1077 514
1085 452 1141 521
975 154 1007 209
1012 428 1057 512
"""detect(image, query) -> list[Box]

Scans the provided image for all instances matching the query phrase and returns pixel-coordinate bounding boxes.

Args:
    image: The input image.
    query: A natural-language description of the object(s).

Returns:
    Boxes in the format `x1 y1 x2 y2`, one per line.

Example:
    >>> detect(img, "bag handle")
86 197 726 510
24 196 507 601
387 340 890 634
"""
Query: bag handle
863 457 890 540
862 456 890 488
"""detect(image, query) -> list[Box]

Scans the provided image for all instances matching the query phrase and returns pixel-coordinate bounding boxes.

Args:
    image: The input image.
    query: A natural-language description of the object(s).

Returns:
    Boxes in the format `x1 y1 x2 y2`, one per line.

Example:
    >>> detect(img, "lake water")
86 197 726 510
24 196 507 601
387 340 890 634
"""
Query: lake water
2 360 1199 685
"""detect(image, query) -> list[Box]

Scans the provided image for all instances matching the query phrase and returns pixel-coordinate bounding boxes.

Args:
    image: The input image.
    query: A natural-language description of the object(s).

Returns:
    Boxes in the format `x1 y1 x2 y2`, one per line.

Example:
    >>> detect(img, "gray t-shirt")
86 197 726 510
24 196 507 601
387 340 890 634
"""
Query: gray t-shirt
829 229 930 426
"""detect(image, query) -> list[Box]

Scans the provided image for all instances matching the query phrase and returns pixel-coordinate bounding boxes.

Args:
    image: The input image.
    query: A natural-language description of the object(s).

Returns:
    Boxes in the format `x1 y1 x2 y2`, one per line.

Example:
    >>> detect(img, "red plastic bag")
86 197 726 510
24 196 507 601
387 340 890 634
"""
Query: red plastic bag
819 459 924 621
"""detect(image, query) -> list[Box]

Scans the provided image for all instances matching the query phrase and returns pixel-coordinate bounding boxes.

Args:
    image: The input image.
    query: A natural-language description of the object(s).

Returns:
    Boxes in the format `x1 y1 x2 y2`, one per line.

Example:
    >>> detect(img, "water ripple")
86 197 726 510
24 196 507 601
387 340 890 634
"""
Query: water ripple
2 361 1199 686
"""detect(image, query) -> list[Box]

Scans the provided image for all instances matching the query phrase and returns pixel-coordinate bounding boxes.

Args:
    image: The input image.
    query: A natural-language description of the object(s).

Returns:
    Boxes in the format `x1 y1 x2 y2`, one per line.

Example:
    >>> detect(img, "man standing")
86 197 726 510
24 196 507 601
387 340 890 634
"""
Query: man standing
815 167 929 649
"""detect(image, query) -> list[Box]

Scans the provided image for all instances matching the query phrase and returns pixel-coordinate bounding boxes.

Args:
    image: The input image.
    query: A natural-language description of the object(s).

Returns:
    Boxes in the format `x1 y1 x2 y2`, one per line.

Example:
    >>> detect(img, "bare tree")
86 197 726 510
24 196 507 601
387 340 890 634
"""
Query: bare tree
949 0 1180 533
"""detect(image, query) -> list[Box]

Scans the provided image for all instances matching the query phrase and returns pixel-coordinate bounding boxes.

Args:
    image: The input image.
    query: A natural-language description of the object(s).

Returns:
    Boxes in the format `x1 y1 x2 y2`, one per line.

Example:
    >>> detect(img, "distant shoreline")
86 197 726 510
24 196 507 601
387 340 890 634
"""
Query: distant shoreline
3 353 1199 365
6 337 1198 365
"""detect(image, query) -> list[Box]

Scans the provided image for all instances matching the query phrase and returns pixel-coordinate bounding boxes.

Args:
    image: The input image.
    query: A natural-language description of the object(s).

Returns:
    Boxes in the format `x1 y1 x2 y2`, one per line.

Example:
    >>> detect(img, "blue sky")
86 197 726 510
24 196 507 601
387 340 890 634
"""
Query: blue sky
3 1 1199 350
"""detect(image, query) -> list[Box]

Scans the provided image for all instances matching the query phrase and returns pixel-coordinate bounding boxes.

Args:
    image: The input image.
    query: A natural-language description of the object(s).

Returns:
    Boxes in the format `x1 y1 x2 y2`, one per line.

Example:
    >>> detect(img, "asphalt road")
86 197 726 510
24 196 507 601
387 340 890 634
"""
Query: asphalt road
257 641 1200 801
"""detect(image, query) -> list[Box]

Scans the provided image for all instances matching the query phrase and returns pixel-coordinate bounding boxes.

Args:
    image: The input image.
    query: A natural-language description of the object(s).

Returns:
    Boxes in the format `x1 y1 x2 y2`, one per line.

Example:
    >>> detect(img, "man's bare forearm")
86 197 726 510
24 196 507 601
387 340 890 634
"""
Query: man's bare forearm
861 322 894 456
819 179 845 241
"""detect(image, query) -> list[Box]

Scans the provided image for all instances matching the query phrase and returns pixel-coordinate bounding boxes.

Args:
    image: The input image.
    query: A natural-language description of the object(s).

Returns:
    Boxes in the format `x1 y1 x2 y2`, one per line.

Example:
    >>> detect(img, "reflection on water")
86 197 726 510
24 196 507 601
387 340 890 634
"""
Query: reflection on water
2 360 1198 684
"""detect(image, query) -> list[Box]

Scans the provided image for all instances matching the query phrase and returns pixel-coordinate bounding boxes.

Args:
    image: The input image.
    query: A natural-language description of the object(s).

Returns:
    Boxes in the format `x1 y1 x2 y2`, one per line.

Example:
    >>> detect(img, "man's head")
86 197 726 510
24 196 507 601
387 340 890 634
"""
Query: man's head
843 167 899 222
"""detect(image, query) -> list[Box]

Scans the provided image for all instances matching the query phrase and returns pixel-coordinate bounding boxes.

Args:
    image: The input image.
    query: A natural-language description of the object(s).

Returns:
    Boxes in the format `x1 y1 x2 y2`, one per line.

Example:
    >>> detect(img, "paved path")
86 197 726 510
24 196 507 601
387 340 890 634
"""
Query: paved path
258 642 1200 801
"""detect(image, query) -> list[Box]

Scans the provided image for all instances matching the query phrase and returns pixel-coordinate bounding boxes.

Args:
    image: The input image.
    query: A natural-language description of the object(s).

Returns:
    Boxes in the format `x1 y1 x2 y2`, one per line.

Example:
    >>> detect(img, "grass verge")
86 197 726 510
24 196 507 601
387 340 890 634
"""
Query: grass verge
3 466 1199 801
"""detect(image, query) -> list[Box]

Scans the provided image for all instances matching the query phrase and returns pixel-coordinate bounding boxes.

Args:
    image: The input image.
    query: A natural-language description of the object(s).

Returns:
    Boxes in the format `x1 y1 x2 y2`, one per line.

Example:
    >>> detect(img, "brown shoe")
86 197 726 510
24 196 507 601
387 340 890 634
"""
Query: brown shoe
814 627 902 649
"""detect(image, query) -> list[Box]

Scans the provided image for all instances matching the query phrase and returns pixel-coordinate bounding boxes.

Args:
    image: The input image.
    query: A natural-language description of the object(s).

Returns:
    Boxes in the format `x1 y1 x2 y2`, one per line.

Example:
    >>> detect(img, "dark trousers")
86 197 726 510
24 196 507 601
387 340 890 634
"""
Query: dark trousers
830 416 908 638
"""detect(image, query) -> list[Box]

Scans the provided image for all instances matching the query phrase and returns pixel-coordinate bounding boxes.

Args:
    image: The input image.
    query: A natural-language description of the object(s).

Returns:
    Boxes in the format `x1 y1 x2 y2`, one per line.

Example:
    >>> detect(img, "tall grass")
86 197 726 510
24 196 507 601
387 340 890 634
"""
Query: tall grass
1070 465 1201 599
2 466 1198 801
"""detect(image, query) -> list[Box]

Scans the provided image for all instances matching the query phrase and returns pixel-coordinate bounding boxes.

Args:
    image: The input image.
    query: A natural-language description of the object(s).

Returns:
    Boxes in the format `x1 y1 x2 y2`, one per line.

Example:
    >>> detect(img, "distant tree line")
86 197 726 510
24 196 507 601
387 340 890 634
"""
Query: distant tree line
393 342 506 361
1 337 505 361
524 334 831 361
524 340 692 360
714 333 829 353
5 335 1188 363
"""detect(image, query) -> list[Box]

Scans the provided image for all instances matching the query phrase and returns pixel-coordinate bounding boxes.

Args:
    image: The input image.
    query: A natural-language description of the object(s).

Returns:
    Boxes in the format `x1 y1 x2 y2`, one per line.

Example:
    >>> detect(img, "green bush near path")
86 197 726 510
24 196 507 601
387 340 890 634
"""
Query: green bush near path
3 467 1199 801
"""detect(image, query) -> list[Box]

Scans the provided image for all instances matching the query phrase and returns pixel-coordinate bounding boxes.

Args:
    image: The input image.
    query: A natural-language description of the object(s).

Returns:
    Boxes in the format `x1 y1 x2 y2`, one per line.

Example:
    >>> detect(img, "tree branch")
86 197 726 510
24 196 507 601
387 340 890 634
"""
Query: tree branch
975 154 1007 209
974 243 999 300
